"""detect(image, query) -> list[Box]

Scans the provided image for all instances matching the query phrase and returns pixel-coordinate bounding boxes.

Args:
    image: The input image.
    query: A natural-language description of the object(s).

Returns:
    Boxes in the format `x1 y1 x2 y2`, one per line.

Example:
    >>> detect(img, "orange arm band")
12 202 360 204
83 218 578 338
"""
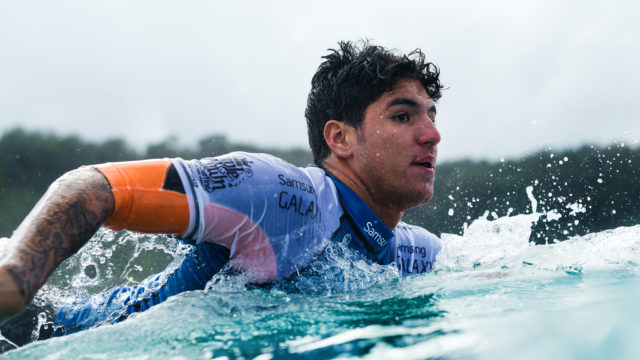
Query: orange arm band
95 159 190 236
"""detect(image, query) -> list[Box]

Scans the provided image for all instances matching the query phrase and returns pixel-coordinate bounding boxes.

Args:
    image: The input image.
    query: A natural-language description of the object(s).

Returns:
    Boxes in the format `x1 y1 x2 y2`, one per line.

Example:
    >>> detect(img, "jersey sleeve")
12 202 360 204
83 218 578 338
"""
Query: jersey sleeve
94 159 190 236
94 152 341 283
173 152 341 281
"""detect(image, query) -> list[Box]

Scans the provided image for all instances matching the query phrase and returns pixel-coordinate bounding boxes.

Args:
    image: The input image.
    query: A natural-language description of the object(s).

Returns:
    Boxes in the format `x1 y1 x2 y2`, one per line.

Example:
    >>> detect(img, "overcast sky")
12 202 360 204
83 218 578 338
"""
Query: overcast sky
1 0 639 162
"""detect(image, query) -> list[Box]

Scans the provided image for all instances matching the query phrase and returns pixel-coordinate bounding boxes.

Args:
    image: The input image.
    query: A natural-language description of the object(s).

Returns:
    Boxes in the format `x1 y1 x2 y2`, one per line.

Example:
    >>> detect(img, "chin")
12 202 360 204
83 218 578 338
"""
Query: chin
419 185 435 203
423 194 434 205
417 192 434 206
403 191 433 210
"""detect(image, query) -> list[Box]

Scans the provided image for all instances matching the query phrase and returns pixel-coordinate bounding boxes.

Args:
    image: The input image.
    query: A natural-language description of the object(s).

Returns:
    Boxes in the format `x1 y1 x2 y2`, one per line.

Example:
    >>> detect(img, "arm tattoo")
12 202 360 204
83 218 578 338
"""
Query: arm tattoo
3 168 114 304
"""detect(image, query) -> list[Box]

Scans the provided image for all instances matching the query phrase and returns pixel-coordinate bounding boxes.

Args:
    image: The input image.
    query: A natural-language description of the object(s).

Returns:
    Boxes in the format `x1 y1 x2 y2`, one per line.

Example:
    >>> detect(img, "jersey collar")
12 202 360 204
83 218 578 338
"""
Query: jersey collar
325 171 394 253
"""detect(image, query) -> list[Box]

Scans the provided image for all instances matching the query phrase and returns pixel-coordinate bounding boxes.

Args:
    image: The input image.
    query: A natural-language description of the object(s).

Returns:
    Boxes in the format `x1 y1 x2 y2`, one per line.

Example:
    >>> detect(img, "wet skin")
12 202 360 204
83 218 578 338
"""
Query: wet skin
0 168 114 323
323 78 440 229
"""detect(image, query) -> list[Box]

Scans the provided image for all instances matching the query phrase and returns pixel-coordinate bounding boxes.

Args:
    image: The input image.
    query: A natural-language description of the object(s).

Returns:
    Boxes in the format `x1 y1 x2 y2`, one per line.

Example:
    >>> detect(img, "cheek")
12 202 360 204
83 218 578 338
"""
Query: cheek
383 135 407 155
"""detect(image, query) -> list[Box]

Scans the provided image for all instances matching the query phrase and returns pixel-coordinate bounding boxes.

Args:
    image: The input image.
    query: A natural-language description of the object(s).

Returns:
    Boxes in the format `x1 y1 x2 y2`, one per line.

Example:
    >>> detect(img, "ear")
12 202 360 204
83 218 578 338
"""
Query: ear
323 120 354 159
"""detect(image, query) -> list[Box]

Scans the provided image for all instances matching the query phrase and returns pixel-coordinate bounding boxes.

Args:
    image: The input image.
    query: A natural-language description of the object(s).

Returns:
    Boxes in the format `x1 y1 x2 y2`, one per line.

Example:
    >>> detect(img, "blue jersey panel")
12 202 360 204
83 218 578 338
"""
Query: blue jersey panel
53 152 441 334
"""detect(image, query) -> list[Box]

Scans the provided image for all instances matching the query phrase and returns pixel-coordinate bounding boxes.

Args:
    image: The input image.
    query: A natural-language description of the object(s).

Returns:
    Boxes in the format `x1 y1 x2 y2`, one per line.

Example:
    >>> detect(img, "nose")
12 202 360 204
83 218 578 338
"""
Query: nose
417 116 441 146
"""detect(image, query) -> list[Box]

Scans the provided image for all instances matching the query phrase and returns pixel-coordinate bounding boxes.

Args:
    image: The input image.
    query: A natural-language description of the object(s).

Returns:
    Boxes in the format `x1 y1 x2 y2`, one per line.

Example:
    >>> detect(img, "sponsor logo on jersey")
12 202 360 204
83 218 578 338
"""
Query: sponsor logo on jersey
363 221 386 247
199 157 254 192
396 257 433 274
396 244 427 258
395 244 432 274
278 191 322 222
278 174 316 195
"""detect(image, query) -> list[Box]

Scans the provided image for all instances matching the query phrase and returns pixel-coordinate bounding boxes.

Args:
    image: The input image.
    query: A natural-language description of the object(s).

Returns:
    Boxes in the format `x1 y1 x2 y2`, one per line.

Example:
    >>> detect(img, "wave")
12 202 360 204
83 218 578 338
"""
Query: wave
2 201 640 358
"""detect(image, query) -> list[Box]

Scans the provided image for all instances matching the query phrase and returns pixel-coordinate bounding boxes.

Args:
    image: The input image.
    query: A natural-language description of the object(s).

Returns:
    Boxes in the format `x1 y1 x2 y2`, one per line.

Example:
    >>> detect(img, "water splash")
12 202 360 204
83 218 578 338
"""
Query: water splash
526 185 537 213
4 196 640 359
38 229 179 309
437 212 539 271
207 238 399 296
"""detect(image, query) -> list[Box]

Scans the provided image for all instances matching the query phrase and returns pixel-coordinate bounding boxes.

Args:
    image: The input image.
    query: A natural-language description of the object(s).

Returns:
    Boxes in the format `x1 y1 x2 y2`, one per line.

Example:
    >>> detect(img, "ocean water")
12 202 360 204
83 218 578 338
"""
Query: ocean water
2 204 640 359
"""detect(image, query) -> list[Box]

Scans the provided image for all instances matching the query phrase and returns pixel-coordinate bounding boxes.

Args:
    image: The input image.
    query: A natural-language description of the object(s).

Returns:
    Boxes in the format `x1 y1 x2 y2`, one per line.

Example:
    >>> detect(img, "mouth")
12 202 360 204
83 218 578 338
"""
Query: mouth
411 155 436 174
412 157 435 170
415 161 433 169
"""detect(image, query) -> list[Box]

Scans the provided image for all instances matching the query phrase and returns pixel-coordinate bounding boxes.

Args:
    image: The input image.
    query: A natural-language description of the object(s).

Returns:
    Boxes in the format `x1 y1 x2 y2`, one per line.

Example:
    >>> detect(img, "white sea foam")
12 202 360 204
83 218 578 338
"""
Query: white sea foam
5 184 640 359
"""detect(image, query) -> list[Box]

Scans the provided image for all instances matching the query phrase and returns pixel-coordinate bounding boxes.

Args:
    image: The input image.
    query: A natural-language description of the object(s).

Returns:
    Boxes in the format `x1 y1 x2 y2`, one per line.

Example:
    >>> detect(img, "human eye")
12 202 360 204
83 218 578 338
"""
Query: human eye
392 112 409 122
427 112 437 126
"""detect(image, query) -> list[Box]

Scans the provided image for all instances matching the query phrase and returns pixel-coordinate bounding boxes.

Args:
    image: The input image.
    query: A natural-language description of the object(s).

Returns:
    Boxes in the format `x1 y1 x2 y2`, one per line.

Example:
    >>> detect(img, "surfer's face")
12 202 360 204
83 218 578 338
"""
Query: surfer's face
350 78 440 210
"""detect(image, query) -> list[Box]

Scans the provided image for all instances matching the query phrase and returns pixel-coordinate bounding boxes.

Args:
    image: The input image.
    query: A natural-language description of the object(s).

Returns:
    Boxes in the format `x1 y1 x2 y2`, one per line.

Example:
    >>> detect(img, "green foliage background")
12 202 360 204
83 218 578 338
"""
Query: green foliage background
1 127 639 243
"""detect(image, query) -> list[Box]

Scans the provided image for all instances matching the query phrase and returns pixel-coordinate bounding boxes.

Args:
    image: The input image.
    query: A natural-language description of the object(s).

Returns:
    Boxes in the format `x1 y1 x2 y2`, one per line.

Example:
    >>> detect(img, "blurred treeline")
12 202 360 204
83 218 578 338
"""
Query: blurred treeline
1 127 639 243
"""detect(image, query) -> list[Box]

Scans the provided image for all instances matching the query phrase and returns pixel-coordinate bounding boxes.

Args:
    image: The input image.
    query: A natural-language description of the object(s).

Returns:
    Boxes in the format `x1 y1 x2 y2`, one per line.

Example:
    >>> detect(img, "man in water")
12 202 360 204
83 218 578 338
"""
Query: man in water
0 40 443 348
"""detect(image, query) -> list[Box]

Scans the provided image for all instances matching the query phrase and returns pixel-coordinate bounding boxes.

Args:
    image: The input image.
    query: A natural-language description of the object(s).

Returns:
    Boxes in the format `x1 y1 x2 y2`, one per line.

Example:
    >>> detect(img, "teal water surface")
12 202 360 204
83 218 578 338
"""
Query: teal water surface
2 211 640 359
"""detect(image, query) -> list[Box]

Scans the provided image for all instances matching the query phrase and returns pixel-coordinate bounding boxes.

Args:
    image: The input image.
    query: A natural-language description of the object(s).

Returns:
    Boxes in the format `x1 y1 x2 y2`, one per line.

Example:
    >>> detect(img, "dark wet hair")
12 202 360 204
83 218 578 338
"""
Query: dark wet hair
305 40 443 165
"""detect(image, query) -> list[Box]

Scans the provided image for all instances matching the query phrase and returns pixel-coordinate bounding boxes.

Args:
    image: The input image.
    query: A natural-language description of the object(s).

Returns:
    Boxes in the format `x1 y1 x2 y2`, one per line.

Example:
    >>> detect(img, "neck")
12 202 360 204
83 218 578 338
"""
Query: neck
322 157 403 229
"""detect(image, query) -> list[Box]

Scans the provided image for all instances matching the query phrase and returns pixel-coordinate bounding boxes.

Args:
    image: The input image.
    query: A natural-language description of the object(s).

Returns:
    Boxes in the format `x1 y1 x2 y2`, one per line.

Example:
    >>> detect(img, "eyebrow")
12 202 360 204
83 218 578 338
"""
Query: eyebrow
387 97 437 114
387 97 418 108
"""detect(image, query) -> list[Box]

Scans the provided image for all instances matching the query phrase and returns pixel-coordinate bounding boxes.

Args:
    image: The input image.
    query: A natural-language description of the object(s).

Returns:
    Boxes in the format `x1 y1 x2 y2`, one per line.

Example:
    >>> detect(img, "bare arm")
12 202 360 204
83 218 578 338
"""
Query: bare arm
0 167 114 323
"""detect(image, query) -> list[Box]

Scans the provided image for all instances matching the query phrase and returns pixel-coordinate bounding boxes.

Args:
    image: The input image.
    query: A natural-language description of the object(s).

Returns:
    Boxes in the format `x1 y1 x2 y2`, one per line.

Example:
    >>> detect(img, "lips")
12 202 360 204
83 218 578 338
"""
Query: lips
412 155 436 170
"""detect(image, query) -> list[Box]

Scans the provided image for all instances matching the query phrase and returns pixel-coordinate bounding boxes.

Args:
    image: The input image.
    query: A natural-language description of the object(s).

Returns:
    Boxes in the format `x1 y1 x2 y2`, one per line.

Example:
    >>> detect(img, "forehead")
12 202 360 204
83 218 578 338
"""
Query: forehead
370 78 434 110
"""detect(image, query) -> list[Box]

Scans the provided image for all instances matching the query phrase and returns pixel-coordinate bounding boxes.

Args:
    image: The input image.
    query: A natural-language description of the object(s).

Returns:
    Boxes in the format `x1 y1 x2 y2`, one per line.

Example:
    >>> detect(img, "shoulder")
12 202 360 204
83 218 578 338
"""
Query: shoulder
392 222 441 275
174 151 339 227
181 152 335 196
394 221 441 250
191 151 291 175
175 152 299 191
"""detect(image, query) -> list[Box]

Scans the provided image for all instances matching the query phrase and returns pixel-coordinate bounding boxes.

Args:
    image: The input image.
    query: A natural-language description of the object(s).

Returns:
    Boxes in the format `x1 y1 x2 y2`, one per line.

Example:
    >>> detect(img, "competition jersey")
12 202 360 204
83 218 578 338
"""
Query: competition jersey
54 152 441 334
